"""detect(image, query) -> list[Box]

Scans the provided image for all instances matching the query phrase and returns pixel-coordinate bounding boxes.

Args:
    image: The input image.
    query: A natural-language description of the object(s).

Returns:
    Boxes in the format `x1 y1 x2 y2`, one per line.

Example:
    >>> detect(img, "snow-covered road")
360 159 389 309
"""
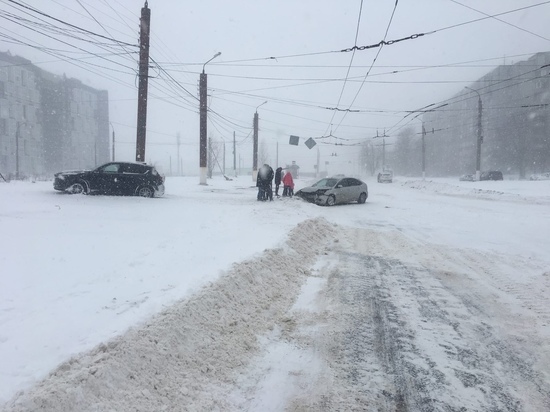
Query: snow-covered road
1 176 549 411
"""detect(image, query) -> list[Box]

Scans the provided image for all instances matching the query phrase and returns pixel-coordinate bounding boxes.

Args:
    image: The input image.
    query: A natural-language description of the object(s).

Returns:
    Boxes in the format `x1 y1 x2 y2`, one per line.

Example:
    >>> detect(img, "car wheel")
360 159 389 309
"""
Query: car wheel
137 186 154 198
326 195 336 206
69 182 86 194
358 192 367 204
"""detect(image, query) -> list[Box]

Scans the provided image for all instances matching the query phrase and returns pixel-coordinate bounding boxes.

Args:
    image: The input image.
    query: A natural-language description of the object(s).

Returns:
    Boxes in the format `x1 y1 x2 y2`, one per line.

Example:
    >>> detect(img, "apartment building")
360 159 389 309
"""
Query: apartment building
0 51 109 179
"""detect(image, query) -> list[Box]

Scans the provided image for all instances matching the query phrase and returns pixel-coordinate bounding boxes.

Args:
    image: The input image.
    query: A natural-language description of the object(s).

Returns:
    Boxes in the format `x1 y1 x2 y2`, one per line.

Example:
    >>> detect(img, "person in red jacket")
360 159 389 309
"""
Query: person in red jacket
282 171 294 197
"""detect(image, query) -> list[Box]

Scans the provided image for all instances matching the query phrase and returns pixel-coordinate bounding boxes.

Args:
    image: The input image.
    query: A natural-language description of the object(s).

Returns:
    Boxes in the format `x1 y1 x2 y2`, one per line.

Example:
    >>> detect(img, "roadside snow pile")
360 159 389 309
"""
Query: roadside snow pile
1 218 337 412
401 179 546 203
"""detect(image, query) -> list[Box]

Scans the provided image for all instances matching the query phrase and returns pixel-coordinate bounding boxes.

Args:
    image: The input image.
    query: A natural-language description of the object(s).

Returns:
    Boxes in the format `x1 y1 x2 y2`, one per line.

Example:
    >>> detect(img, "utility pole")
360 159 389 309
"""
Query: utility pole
253 101 267 182
316 146 320 178
15 121 20 179
135 1 150 163
253 111 258 182
207 136 212 178
465 86 483 181
199 71 207 183
110 123 115 161
176 132 181 175
223 142 226 175
421 123 426 180
199 52 221 185
476 95 483 180
233 131 237 177
373 129 391 172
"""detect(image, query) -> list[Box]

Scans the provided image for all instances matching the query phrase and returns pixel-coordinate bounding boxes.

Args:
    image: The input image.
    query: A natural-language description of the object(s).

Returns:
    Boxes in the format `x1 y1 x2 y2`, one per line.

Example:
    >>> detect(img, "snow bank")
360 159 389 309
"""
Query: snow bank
2 218 336 412
401 178 550 204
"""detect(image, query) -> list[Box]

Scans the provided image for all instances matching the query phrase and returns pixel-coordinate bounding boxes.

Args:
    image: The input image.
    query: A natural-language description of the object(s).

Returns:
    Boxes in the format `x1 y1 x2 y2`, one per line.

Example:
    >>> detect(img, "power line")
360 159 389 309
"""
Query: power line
330 0 400 136
3 0 138 47
448 0 550 42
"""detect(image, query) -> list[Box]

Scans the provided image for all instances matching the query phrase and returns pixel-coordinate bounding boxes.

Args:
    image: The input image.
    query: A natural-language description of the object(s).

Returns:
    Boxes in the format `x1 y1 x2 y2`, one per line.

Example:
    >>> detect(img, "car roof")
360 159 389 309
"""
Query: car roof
102 161 152 168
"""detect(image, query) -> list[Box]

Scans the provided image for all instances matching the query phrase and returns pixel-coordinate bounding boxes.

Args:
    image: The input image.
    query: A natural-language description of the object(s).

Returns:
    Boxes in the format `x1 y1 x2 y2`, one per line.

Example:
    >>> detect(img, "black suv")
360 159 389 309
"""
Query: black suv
480 171 503 181
54 162 165 197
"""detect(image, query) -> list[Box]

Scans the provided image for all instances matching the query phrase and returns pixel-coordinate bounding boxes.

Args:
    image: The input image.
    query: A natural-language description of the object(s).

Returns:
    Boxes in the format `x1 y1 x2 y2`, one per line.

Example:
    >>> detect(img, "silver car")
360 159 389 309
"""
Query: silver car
295 176 368 206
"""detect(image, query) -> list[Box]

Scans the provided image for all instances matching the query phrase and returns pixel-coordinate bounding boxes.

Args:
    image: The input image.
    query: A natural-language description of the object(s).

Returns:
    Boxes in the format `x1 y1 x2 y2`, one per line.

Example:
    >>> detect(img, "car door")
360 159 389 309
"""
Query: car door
337 178 353 203
118 163 145 195
90 163 123 194
347 178 362 201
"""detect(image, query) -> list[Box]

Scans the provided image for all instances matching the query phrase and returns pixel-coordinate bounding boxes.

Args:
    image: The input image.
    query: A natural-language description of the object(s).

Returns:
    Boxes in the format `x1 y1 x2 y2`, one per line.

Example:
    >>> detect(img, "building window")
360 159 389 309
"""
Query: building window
0 118 6 135
0 81 4 98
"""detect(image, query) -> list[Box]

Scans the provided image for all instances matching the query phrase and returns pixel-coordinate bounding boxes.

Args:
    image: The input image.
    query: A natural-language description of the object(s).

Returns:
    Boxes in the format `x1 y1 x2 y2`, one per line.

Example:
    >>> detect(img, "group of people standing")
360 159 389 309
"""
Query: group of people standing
256 164 294 201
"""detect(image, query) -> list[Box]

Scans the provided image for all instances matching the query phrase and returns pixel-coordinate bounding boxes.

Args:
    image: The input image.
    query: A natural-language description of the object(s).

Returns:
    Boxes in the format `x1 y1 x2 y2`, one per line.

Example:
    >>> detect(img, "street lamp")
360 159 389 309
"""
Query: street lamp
465 86 483 181
252 101 267 182
199 52 221 185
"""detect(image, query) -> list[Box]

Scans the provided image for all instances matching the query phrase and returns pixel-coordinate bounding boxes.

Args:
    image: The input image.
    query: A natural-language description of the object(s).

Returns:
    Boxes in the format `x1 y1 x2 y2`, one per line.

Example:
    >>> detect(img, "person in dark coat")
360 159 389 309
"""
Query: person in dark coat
257 164 274 201
274 167 283 197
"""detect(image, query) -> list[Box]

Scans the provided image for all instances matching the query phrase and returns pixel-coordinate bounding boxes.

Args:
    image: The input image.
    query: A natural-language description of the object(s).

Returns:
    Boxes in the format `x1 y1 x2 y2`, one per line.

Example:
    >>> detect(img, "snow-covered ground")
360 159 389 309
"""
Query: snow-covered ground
1 175 549 410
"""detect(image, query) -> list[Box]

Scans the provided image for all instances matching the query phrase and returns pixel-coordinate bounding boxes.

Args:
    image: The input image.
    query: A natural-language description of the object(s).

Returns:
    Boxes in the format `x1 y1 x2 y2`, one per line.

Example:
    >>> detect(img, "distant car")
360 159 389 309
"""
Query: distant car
480 170 503 181
54 161 165 198
459 174 475 181
529 172 550 181
295 176 368 206
377 171 393 183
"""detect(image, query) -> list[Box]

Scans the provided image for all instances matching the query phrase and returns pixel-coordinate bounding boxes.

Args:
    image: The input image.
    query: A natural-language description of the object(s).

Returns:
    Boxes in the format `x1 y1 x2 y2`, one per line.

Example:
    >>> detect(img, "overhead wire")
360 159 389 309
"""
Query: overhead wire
330 0 400 136
2 0 138 47
447 0 550 42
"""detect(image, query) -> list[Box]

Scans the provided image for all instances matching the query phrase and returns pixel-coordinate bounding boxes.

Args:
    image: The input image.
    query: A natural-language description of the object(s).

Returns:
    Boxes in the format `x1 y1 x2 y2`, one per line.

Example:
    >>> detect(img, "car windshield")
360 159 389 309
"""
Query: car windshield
312 178 338 188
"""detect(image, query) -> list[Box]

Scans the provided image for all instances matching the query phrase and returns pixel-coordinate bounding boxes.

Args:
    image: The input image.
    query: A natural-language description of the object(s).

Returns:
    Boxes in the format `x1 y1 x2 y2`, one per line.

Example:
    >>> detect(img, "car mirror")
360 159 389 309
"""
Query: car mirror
336 184 342 188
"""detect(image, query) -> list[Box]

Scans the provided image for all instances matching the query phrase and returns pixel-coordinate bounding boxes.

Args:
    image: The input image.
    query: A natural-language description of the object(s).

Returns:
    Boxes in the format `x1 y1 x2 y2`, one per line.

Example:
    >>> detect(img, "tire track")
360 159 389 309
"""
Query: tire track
322 243 550 411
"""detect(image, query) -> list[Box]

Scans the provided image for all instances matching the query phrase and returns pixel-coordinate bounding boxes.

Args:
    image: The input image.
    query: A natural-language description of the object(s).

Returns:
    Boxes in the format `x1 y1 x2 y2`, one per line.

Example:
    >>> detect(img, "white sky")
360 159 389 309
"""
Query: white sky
1 0 550 174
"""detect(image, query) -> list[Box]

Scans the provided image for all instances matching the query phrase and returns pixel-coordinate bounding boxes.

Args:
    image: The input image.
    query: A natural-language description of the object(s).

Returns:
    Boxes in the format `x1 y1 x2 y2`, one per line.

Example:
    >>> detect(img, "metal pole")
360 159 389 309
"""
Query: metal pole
135 1 150 163
465 87 482 181
476 95 483 181
199 72 207 184
252 101 267 182
233 131 236 177
176 132 181 175
382 137 386 170
199 52 221 185
110 123 115 161
422 123 426 180
253 112 258 182
15 121 20 180
316 146 320 178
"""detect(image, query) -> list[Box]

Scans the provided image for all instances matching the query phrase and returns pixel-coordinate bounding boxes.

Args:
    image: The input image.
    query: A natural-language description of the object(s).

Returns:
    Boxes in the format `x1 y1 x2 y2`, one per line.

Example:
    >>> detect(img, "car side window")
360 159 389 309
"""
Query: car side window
102 164 119 174
348 178 360 186
121 164 145 174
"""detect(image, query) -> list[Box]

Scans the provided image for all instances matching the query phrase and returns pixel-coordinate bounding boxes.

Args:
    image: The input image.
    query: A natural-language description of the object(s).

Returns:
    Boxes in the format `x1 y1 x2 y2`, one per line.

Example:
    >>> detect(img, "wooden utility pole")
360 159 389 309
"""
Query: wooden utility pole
135 1 150 163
